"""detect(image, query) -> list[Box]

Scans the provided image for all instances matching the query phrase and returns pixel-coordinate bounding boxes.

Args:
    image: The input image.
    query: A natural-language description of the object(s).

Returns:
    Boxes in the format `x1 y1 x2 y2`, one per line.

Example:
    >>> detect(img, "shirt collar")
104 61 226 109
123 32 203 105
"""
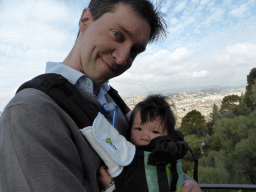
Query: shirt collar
45 62 111 101
45 62 84 85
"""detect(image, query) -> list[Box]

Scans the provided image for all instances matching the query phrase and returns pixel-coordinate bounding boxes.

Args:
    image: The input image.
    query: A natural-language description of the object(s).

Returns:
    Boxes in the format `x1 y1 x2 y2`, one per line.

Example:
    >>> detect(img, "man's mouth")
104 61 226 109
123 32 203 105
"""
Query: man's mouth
100 57 117 71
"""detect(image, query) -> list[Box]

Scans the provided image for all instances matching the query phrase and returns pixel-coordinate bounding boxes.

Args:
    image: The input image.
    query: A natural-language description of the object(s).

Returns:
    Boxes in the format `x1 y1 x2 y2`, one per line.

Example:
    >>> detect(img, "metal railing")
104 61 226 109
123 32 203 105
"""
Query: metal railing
199 184 256 191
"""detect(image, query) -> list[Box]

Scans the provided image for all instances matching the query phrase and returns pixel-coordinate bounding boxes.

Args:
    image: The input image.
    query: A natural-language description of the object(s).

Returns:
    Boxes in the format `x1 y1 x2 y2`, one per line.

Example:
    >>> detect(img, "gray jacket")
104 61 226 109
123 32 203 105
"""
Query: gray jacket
0 88 130 192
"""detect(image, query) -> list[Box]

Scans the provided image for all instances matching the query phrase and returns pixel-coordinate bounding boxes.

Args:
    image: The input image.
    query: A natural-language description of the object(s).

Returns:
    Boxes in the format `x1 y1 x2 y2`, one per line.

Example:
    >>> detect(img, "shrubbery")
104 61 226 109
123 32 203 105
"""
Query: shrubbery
180 68 256 184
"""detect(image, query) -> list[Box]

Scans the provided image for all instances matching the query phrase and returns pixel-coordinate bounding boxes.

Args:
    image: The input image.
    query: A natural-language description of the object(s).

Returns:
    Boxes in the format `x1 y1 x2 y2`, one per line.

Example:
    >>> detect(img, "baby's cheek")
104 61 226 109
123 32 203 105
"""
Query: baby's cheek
130 133 136 144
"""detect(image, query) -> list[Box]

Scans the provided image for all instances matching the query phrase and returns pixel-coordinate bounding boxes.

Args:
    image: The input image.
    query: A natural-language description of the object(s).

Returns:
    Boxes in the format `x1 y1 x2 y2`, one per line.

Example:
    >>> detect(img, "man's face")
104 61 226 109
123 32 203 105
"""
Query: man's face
130 110 168 146
78 3 151 88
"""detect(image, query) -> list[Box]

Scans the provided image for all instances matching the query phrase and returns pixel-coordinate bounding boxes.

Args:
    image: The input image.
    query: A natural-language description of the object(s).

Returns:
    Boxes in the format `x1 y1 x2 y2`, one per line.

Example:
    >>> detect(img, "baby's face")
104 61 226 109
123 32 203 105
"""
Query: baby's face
130 110 168 146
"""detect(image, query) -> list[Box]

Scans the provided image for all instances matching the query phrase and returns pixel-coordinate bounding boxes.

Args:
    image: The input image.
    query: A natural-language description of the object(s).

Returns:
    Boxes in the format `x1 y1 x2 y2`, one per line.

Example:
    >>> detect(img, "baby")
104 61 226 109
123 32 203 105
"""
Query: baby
99 94 201 192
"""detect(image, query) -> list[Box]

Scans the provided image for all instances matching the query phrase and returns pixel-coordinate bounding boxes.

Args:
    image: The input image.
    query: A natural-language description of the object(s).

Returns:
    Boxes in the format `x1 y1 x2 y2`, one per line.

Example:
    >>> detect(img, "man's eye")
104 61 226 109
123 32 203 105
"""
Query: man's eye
113 31 124 42
113 31 120 37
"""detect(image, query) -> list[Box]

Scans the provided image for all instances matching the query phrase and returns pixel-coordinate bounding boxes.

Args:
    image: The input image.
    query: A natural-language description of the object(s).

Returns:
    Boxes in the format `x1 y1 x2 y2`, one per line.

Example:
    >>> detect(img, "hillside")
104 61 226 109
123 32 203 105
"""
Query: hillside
123 86 246 127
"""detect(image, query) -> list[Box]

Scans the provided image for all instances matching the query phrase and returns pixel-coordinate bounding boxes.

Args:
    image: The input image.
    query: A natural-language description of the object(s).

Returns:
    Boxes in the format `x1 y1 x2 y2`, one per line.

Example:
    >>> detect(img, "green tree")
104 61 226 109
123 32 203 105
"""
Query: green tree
198 150 230 184
208 133 222 151
207 104 221 135
231 110 256 183
179 110 206 136
220 94 244 118
220 94 241 111
206 121 214 135
197 166 229 184
212 116 249 151
232 104 251 116
222 94 242 104
181 134 204 174
246 68 256 89
244 68 256 109
210 103 221 122
233 129 256 183
207 111 256 183
250 80 256 109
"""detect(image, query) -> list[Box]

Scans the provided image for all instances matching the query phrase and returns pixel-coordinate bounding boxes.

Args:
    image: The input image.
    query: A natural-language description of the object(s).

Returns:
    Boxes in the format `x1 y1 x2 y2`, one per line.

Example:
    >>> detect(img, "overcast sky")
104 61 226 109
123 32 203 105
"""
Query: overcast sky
0 0 256 111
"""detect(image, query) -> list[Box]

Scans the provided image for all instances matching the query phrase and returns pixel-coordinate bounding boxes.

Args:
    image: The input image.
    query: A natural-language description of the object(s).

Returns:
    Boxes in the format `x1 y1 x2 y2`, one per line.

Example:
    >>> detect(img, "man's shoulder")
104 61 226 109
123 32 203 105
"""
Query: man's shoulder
2 88 79 129
6 88 58 111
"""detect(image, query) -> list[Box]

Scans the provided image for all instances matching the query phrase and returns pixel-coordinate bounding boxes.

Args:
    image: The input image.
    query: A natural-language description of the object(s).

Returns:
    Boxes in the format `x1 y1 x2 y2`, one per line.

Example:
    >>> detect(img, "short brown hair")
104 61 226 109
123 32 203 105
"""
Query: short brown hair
77 0 167 43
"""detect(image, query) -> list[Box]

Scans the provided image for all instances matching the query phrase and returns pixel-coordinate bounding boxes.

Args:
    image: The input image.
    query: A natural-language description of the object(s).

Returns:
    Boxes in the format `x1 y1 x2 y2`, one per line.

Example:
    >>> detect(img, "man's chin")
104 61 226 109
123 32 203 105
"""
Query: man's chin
96 70 123 84
94 75 111 85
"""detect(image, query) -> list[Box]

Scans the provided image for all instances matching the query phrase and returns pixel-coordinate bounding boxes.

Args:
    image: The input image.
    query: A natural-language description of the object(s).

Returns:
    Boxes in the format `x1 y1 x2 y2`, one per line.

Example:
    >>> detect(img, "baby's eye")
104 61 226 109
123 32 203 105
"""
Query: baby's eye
136 128 142 131
152 130 159 134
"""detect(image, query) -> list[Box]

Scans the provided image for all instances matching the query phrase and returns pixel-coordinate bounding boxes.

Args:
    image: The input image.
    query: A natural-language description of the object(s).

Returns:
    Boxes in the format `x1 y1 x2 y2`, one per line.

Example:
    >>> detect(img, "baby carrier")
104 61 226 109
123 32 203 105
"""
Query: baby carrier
17 74 198 192
113 132 198 192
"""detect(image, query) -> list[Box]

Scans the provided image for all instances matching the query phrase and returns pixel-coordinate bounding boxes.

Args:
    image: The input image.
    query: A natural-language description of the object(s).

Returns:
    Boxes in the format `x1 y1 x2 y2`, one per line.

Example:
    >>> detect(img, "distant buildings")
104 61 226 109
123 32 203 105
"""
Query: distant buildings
123 87 245 127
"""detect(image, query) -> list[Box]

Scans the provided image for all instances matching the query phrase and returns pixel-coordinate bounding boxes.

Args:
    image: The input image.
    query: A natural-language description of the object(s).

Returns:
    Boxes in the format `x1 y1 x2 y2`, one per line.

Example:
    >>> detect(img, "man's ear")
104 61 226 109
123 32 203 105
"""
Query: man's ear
79 8 92 33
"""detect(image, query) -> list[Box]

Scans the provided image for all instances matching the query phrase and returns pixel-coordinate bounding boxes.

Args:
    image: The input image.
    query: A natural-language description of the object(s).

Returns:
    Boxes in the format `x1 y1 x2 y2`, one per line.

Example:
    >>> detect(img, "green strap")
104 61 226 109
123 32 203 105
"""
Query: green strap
144 152 184 192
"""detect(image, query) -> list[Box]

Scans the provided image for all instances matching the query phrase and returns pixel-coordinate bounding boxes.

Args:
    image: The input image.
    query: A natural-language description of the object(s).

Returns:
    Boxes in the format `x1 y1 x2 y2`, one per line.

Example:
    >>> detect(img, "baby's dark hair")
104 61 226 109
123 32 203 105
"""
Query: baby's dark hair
130 94 176 135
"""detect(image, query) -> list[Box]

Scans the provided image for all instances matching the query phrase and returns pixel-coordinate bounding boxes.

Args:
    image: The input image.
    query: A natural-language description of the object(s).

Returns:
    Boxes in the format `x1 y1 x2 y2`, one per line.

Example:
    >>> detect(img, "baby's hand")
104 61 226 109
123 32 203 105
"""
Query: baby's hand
99 165 113 189
180 179 202 192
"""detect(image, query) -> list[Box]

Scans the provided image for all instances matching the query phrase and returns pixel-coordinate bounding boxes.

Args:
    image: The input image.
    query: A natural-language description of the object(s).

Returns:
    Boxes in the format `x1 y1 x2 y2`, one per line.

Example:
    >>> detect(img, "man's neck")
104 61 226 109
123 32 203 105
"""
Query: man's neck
62 42 83 72
93 83 102 96
62 44 105 97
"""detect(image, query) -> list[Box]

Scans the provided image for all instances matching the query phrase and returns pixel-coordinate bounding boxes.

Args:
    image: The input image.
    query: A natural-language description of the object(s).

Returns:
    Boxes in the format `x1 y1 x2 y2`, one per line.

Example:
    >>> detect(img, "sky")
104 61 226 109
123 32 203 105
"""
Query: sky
0 0 256 111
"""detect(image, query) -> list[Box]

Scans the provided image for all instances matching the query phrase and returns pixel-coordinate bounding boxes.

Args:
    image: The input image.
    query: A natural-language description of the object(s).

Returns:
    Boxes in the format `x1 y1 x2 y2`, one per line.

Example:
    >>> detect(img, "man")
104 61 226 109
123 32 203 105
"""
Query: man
0 0 167 191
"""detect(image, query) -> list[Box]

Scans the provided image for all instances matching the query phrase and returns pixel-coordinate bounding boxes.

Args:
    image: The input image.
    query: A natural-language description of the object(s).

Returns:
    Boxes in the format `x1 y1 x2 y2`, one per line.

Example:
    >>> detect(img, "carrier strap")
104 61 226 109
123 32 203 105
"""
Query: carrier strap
170 160 178 192
156 165 169 192
188 146 198 182
156 162 179 192
16 73 130 129
146 131 198 183
141 131 198 191
108 87 130 116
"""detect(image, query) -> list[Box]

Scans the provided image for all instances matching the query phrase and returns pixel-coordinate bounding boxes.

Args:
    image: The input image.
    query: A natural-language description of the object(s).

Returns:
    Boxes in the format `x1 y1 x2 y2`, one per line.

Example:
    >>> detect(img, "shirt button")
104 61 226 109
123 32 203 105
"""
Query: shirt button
86 81 90 86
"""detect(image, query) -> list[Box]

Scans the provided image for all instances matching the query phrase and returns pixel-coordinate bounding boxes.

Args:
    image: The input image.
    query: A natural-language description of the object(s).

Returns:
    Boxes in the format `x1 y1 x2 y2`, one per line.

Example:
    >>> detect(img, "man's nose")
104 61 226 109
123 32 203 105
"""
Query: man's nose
112 45 131 65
